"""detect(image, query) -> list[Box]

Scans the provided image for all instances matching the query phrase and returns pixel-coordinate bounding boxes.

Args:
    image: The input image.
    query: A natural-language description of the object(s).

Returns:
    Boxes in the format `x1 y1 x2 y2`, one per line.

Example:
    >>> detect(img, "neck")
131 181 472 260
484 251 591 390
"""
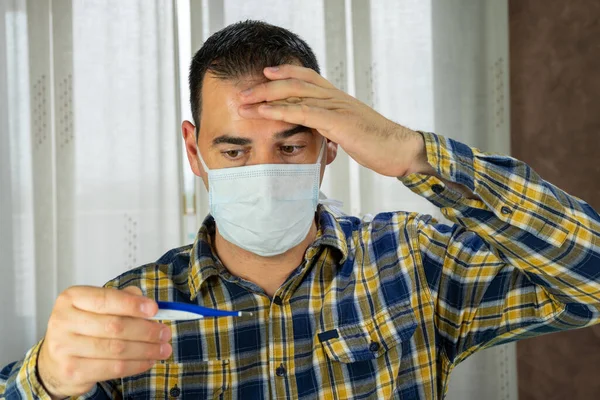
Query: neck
213 221 318 298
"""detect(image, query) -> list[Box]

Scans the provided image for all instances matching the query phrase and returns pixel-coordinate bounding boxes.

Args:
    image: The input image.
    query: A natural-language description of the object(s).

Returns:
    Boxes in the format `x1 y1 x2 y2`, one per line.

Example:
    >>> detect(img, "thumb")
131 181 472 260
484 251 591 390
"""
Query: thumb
122 285 143 296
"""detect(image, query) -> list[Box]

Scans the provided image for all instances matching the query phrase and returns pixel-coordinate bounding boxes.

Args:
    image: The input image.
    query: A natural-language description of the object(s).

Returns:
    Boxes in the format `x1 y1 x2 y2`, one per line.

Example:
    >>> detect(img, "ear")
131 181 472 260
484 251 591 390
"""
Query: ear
325 139 338 165
182 120 203 177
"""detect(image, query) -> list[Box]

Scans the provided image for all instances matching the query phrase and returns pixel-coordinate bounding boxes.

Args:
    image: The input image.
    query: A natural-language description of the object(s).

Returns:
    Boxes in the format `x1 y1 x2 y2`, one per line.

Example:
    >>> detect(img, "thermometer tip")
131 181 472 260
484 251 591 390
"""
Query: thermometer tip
238 311 254 317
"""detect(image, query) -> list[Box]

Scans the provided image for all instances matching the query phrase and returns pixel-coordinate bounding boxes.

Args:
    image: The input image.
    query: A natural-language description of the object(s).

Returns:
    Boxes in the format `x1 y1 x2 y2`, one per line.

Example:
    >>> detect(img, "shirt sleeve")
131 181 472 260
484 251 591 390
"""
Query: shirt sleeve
0 340 121 399
400 131 600 364
0 340 49 399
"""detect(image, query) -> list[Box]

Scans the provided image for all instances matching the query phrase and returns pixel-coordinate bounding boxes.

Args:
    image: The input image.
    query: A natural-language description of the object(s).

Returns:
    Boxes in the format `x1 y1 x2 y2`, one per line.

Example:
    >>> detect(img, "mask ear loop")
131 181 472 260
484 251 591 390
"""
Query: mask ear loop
316 138 344 209
196 145 211 173
316 137 327 165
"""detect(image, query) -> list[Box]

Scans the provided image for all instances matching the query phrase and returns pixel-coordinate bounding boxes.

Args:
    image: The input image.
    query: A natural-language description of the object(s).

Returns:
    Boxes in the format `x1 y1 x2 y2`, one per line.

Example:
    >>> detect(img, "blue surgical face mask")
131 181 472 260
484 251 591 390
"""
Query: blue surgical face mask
198 137 327 257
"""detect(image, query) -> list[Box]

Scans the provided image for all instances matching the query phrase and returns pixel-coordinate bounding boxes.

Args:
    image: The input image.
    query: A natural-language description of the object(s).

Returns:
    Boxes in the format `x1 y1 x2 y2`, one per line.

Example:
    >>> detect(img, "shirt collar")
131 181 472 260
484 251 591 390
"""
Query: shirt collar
187 205 349 301
310 204 349 263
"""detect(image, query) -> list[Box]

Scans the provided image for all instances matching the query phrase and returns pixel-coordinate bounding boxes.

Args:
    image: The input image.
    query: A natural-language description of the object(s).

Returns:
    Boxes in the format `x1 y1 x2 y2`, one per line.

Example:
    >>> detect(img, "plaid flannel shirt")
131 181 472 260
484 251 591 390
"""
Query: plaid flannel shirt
2 131 600 399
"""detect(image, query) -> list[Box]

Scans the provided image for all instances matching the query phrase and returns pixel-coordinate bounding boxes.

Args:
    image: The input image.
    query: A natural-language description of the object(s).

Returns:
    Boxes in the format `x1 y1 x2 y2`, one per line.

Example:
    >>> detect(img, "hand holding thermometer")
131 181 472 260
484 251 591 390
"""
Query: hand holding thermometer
149 301 254 321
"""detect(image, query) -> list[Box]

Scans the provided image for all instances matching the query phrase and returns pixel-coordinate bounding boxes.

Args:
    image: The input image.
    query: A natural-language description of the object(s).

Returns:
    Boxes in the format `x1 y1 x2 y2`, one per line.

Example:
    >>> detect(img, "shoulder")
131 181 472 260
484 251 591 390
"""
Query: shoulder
328 209 430 263
103 244 193 299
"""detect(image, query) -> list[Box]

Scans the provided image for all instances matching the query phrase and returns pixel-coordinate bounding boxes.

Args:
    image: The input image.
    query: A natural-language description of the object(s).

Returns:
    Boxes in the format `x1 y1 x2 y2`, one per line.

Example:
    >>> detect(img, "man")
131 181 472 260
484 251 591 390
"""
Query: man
1 20 599 400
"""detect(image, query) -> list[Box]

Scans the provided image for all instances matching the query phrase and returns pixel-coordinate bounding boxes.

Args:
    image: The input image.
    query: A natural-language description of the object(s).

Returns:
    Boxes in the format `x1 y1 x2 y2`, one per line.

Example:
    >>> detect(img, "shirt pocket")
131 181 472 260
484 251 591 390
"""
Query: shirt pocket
317 302 417 397
122 359 230 400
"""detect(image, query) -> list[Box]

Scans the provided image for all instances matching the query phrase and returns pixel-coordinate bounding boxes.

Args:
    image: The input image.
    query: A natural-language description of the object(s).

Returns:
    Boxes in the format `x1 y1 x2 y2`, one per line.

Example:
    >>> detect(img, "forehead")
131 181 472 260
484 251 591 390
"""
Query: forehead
198 72 300 142
200 72 262 123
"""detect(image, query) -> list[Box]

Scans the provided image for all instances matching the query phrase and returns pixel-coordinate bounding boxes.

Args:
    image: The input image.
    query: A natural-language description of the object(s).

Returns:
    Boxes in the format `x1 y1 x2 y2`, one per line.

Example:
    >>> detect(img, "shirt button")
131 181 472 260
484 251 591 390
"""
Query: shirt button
431 184 444 194
369 341 381 352
276 363 287 377
169 385 181 398
501 206 512 215
273 295 283 306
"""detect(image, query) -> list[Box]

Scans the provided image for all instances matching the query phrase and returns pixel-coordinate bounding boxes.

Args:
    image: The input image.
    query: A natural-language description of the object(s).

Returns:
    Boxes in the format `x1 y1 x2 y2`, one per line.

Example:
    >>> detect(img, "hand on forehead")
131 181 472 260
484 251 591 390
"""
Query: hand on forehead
199 72 305 144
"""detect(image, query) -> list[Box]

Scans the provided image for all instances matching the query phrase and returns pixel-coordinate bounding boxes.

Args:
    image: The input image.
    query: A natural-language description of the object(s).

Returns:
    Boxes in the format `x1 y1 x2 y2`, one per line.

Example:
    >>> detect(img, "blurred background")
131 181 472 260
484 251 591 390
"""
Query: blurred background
0 1 598 399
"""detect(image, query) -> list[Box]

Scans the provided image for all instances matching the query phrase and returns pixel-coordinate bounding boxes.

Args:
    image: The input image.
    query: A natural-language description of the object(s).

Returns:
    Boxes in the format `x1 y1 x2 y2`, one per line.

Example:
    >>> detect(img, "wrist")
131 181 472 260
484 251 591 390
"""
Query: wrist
37 342 67 399
404 130 436 176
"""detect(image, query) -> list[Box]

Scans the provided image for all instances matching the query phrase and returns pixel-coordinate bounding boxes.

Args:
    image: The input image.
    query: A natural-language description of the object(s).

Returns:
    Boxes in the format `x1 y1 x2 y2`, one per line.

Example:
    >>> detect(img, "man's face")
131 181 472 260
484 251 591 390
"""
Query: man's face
182 72 337 188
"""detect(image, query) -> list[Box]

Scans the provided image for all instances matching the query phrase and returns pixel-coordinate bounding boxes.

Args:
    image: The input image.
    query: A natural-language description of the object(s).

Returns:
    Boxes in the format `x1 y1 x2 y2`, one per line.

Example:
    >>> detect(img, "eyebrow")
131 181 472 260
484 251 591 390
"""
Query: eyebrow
211 125 312 147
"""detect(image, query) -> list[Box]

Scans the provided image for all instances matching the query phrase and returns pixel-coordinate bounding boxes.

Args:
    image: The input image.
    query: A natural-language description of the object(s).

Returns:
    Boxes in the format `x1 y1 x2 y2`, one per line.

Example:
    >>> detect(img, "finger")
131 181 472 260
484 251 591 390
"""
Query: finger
62 286 158 318
122 286 143 296
245 103 336 139
62 333 171 361
239 78 334 105
65 307 171 343
263 64 336 89
66 358 157 384
238 97 346 119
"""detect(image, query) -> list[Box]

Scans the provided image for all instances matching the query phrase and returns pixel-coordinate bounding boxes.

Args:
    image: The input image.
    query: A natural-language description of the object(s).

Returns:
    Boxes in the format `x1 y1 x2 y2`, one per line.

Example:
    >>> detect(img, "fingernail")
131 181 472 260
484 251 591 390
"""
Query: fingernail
141 302 154 316
240 88 252 96
267 66 280 72
160 343 172 357
159 327 171 342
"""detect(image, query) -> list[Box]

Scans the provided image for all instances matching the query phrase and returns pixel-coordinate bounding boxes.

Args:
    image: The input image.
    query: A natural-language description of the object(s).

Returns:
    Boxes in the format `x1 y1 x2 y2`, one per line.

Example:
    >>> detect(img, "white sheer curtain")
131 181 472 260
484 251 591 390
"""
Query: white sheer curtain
0 0 36 366
0 0 181 363
1 0 516 398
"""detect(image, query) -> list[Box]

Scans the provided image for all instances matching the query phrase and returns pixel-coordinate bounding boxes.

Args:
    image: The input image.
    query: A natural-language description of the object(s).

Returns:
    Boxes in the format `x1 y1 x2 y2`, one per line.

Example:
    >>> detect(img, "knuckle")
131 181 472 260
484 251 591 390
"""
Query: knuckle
48 339 66 357
61 358 77 380
46 315 62 334
300 105 311 125
105 316 125 335
56 290 72 306
108 338 126 356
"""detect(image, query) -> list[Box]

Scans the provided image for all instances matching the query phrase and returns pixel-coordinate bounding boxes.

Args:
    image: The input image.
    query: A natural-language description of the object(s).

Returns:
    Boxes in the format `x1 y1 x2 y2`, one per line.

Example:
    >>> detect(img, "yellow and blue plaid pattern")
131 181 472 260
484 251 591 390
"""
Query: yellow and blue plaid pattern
2 131 599 399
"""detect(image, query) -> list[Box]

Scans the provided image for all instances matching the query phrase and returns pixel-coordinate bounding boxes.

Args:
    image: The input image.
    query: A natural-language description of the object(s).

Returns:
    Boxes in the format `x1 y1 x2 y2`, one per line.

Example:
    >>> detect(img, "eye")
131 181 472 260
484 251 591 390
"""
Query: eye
280 145 304 155
222 149 245 160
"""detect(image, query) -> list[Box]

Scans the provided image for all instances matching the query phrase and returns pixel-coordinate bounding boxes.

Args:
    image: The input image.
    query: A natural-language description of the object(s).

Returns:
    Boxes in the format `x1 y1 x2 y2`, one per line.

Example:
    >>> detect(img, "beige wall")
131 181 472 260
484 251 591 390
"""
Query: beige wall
509 1 600 399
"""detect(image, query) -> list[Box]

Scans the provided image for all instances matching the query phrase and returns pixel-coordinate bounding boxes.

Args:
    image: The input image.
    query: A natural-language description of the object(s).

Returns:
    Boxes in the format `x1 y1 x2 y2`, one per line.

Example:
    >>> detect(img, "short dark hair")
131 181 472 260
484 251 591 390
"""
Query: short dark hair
188 20 320 135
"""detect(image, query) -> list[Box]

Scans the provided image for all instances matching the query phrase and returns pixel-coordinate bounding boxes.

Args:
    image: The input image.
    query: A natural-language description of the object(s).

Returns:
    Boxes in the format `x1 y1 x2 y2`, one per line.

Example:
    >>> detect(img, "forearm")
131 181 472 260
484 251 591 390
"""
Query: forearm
402 131 600 307
0 340 119 400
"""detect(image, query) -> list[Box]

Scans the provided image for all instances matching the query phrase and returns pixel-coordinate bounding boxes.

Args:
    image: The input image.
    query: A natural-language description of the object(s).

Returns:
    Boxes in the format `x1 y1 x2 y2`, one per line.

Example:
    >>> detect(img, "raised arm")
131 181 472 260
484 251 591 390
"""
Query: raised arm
401 132 600 362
